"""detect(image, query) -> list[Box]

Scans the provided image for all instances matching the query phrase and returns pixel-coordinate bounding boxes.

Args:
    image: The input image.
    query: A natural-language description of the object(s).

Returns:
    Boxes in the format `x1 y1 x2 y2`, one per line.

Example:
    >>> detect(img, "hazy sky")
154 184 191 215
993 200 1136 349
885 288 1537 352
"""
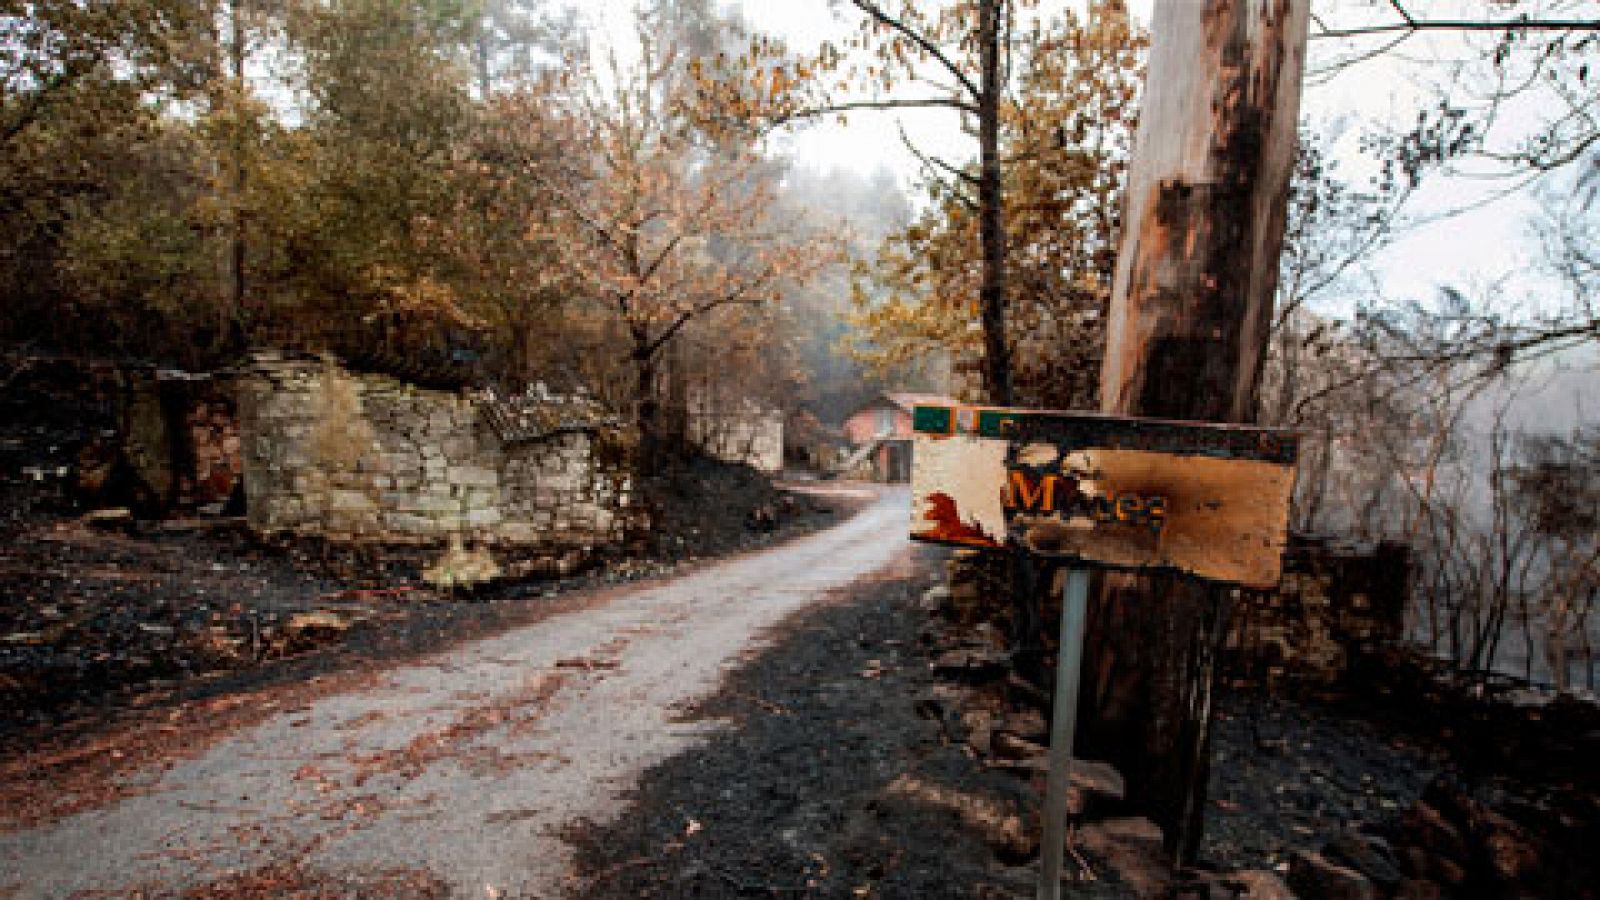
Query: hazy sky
583 1 1579 319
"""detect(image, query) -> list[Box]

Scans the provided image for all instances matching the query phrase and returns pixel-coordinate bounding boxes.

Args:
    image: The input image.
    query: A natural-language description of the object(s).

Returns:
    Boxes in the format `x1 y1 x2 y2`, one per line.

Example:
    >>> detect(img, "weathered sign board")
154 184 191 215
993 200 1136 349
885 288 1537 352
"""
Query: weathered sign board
909 405 1298 589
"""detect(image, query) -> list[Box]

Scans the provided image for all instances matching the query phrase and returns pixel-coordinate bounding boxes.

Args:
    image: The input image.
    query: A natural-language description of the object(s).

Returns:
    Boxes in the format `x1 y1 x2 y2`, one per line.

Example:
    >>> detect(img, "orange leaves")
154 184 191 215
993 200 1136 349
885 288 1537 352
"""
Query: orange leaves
534 34 836 383
847 1 1144 383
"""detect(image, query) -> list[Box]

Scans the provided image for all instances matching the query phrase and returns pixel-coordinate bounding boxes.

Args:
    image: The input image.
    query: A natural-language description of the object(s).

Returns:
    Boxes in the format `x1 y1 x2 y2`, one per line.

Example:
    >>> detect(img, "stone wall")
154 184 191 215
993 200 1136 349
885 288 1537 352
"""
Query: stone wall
238 356 636 552
686 404 783 474
1226 536 1411 686
64 362 243 513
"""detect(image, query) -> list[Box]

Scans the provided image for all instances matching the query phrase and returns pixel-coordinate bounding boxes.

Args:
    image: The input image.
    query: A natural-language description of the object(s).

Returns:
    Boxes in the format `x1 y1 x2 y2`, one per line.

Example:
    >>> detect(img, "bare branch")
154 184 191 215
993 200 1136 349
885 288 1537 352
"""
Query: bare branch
896 121 978 211
1386 1 1417 28
1311 15 1600 40
769 95 978 128
849 0 983 101
896 120 978 185
639 234 685 284
1305 29 1417 83
642 264 777 360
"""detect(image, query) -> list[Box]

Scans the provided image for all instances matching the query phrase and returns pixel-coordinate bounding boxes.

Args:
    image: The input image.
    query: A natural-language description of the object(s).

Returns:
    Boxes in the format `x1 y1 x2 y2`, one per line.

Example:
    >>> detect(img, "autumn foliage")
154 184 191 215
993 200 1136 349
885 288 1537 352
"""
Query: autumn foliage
843 2 1145 409
0 0 836 472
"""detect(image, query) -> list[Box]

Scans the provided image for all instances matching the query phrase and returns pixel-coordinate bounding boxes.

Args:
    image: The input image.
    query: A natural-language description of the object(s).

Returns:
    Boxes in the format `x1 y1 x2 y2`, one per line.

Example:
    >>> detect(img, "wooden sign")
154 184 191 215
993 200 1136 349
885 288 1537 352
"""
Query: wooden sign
909 405 1298 589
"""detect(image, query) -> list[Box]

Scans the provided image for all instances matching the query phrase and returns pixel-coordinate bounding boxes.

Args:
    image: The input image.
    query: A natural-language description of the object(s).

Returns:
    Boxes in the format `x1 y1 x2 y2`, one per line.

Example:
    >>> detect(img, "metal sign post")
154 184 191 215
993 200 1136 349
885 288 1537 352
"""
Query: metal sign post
905 404 1299 895
1038 566 1091 900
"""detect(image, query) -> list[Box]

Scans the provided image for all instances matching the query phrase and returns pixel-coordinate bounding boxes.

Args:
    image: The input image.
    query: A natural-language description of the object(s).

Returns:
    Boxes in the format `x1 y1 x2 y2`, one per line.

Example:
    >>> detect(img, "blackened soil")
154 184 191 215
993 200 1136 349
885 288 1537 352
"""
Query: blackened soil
1203 678 1600 895
641 455 823 560
1204 687 1448 870
566 547 1042 899
0 459 852 742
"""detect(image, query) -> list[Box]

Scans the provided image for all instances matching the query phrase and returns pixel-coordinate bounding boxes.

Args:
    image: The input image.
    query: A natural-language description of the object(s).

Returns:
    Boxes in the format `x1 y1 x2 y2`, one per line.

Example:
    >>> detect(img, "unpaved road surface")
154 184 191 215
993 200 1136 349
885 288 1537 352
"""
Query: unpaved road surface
0 486 909 898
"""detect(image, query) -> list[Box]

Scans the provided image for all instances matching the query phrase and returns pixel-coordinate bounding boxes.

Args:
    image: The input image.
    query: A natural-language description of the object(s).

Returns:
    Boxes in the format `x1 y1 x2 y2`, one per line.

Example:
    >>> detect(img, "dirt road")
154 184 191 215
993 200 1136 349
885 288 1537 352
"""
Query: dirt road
0 485 909 898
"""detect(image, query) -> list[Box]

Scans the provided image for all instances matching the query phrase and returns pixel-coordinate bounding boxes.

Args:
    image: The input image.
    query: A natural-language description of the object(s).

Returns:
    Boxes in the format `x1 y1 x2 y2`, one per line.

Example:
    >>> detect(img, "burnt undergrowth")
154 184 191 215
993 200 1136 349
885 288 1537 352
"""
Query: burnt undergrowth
1 439 851 744
565 546 1052 899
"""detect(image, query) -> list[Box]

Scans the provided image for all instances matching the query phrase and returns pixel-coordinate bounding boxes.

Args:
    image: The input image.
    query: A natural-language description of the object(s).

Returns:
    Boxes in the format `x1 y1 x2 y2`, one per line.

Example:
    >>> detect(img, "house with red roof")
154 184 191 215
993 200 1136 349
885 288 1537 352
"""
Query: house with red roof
840 391 954 482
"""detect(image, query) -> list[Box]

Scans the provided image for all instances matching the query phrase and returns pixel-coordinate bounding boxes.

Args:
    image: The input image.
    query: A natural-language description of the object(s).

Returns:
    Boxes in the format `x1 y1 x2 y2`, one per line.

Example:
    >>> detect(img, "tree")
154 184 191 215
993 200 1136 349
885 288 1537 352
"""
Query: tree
695 0 1034 404
0 0 186 150
1085 0 1310 862
418 85 585 387
1259 270 1599 691
0 0 200 355
1509 426 1599 690
1306 2 1600 371
1309 1 1598 182
542 32 832 470
271 0 476 351
466 0 579 99
846 3 1143 410
52 121 232 363
1 0 491 368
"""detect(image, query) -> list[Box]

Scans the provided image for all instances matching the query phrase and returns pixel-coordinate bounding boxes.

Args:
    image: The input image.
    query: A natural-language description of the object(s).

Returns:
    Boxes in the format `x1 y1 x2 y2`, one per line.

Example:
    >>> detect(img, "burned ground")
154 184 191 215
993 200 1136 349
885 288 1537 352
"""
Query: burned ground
0 467 842 732
566 547 1600 900
1201 678 1600 898
6 363 1597 899
565 546 1048 899
1204 688 1446 870
1 363 852 783
564 546 1166 900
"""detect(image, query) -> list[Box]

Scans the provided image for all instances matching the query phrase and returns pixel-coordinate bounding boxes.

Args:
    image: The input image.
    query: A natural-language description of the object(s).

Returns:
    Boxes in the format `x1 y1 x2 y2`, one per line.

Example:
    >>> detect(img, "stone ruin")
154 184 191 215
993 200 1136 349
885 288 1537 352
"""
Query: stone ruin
237 354 641 556
686 399 784 474
1226 536 1410 687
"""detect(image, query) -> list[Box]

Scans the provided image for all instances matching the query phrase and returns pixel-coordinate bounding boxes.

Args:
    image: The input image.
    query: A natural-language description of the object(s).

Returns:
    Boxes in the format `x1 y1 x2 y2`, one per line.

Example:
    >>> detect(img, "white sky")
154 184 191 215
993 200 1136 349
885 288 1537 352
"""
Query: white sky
583 0 1581 318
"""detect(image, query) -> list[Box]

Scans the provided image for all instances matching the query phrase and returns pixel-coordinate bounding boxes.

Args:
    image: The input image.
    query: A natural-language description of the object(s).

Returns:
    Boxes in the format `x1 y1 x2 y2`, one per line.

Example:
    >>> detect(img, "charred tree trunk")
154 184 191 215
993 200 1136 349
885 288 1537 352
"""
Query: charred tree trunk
977 0 1012 407
1078 0 1309 864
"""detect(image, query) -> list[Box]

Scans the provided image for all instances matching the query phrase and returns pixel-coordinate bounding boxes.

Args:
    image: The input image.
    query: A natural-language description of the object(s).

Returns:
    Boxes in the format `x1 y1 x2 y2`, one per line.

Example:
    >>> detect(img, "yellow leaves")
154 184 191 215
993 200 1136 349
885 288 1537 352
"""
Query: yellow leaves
368 268 486 331
528 53 832 365
844 1 1144 380
769 66 787 103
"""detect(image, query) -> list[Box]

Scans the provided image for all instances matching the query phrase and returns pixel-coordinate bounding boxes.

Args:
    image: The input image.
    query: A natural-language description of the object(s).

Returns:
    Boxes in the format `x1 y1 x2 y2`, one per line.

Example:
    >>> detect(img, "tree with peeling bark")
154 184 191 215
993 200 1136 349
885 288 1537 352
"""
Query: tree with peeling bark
693 0 1032 405
1082 0 1311 864
546 35 833 471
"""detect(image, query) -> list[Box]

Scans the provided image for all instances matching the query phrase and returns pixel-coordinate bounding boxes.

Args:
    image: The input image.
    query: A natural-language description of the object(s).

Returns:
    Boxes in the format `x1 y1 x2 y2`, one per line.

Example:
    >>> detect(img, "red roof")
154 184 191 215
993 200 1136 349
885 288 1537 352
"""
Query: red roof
884 392 954 413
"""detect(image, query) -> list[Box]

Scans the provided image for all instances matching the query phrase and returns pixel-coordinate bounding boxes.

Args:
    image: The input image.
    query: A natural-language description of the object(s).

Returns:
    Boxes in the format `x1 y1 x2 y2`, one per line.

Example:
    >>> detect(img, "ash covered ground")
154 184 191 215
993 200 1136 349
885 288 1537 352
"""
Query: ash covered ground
567 546 1600 900
2 409 849 740
567 545 1054 899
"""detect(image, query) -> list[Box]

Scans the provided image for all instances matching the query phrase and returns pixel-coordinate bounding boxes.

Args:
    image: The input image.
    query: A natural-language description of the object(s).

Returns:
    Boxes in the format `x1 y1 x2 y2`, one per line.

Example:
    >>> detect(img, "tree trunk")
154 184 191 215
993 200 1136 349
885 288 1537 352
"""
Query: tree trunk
1077 0 1309 864
474 28 493 101
635 346 659 475
976 0 1011 406
224 0 248 352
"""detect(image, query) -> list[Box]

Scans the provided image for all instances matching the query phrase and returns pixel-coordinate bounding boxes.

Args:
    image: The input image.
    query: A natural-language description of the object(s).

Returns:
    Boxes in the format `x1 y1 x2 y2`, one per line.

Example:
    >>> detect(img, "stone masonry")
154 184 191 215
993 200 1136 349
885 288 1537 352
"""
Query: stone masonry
1226 536 1411 687
687 405 783 474
238 355 636 553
